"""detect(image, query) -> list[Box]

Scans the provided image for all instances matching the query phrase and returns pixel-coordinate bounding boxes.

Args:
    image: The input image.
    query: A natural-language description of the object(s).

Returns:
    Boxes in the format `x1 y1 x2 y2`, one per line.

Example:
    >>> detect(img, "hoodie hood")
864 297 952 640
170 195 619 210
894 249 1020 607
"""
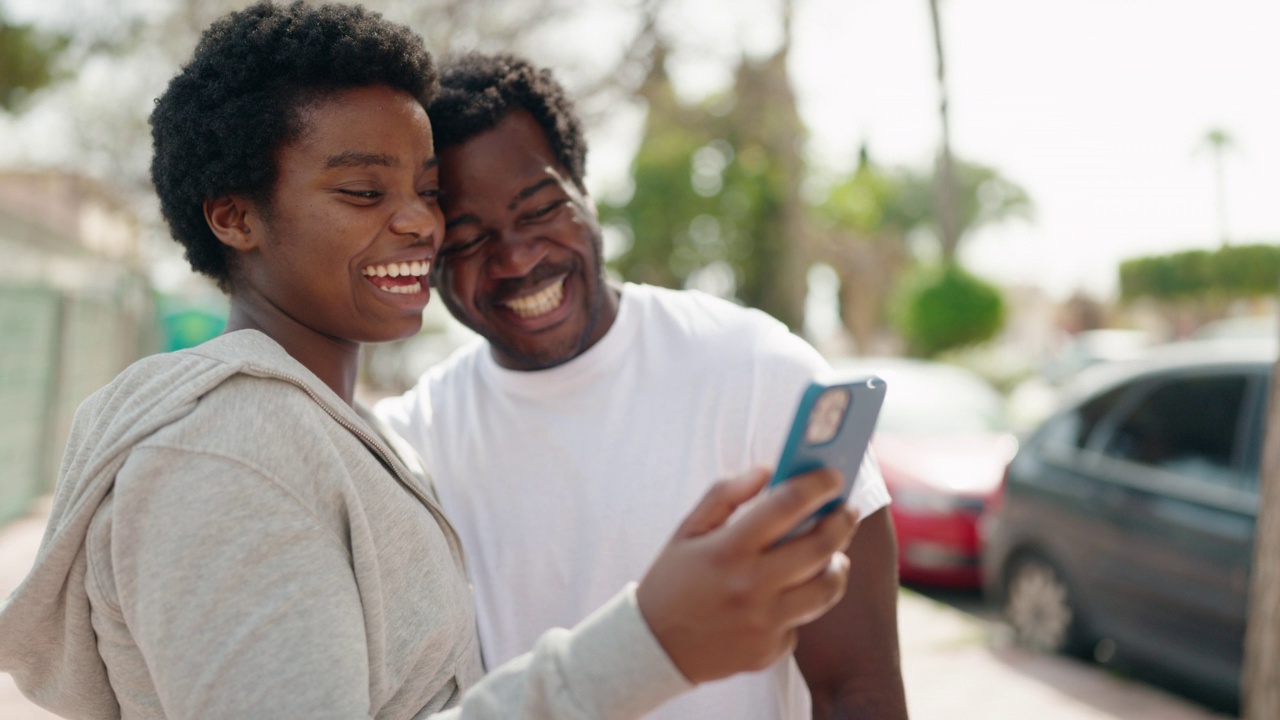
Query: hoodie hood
0 330 360 717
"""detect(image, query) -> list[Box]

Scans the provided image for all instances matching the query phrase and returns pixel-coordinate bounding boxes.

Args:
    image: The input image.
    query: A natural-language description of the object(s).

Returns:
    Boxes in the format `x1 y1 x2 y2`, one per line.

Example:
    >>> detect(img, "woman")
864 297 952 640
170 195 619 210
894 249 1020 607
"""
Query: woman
0 3 856 718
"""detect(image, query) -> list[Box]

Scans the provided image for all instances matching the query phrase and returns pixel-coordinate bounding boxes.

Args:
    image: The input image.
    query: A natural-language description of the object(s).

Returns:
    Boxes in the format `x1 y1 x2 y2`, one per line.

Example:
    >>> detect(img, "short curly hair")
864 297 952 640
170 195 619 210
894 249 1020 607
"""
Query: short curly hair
430 52 587 192
149 1 438 290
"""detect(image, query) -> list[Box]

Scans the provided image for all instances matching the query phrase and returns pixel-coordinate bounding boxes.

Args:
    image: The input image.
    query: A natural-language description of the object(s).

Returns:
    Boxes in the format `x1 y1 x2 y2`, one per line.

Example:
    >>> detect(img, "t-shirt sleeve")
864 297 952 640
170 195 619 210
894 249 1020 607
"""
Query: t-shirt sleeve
374 384 434 467
747 319 890 518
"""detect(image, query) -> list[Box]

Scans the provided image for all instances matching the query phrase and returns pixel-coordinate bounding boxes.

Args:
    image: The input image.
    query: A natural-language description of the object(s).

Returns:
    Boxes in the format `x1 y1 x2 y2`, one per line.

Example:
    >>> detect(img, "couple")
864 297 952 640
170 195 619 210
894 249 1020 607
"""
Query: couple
0 2 906 718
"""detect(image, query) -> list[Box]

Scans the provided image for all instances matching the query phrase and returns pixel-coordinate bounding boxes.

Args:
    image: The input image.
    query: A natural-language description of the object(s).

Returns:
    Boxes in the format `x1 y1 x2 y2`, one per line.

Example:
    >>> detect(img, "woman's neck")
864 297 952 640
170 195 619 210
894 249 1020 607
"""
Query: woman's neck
224 301 360 405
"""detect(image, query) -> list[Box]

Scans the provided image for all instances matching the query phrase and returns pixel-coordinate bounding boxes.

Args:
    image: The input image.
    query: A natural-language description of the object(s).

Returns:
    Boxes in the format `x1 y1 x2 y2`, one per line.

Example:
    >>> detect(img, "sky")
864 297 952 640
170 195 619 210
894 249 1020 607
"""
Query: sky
790 0 1280 300
5 0 1279 302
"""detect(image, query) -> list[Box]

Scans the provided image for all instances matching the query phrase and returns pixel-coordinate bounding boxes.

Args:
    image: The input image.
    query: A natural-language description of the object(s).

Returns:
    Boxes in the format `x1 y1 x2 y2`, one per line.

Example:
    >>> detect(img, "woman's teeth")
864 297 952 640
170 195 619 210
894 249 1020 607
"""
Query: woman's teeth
362 259 430 295
504 276 566 318
362 260 431 278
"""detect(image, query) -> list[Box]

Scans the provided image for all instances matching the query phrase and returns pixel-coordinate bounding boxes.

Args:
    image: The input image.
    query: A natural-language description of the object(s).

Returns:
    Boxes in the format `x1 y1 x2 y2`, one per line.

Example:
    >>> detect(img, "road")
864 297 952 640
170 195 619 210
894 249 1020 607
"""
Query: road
1 499 1233 719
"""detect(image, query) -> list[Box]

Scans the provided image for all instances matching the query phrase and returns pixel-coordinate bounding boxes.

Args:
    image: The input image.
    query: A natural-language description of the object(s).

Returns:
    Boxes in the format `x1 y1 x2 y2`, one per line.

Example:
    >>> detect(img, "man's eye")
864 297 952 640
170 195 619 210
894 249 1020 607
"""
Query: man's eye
525 201 563 221
440 234 488 258
340 189 382 200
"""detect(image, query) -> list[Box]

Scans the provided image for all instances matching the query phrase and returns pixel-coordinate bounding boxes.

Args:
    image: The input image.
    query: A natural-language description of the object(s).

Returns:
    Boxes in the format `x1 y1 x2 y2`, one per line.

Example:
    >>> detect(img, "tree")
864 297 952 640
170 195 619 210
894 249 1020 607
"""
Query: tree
926 0 961 263
811 147 1030 354
1197 126 1236 247
605 0 812 330
0 7 68 112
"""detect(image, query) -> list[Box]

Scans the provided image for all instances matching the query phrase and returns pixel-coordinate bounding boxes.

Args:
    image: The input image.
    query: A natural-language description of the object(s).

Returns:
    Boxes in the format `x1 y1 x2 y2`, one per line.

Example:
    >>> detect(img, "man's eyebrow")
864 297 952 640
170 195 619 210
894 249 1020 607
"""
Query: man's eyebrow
507 178 558 211
423 156 440 171
324 151 397 169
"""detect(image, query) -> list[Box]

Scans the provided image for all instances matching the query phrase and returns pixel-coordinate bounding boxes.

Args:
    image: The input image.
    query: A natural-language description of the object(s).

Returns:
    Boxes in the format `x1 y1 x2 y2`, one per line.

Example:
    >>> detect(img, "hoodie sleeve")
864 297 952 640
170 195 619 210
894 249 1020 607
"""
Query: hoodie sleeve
96 446 691 720
429 583 692 719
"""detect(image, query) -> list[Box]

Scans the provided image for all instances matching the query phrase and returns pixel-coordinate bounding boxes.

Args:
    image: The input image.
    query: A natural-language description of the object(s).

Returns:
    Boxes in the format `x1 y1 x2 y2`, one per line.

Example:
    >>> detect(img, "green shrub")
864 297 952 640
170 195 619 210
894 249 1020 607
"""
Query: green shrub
1120 243 1280 301
896 264 1005 358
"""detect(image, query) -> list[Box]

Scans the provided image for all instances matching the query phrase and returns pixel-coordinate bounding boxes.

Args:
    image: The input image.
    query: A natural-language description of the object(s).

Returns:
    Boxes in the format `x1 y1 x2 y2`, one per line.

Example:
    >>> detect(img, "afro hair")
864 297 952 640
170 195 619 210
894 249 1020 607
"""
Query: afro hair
149 1 438 290
430 52 587 192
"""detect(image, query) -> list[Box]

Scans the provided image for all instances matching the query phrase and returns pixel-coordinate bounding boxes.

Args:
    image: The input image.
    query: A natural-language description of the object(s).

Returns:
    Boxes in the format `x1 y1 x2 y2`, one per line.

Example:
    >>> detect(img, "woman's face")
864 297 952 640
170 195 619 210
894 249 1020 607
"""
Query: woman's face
232 84 443 345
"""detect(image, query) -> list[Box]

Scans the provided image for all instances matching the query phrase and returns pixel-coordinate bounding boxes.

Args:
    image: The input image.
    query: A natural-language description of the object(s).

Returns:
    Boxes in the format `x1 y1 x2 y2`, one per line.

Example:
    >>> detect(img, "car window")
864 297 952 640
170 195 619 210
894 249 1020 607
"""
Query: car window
1039 384 1128 452
1098 374 1251 489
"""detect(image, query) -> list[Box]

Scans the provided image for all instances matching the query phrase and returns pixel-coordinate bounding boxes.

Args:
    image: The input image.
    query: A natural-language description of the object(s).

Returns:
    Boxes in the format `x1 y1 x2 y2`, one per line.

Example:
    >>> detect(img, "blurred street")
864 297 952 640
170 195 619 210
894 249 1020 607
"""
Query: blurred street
1 497 1230 720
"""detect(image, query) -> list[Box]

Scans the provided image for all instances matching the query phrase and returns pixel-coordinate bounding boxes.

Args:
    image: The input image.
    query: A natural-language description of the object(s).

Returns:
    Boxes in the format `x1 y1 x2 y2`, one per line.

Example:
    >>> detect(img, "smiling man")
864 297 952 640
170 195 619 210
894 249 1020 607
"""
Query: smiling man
376 53 908 719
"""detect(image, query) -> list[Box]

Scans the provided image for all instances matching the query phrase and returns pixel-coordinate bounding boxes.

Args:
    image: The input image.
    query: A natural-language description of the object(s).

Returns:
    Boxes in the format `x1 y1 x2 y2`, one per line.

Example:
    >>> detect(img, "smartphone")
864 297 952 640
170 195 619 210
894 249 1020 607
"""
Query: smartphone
768 375 886 539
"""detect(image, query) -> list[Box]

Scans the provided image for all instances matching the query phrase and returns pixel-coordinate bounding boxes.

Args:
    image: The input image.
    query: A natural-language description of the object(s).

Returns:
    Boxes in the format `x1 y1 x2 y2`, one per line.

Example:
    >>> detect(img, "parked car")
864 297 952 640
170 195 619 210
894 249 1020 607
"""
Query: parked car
983 338 1272 709
834 358 1017 588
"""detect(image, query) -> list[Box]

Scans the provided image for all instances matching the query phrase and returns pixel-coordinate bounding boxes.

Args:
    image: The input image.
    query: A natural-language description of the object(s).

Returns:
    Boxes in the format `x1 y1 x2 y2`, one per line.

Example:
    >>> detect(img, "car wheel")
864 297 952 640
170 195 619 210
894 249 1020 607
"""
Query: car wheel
1003 555 1088 656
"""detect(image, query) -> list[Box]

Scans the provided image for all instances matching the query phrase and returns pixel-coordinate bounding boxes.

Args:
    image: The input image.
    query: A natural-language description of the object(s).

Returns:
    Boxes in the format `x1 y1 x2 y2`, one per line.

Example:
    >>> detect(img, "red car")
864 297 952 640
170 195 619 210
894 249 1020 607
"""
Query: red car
835 358 1017 588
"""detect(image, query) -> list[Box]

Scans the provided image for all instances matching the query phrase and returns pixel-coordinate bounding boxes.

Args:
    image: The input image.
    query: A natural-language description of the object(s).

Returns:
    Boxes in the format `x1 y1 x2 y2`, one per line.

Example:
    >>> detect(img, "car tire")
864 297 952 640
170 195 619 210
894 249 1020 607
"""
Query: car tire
1003 554 1090 657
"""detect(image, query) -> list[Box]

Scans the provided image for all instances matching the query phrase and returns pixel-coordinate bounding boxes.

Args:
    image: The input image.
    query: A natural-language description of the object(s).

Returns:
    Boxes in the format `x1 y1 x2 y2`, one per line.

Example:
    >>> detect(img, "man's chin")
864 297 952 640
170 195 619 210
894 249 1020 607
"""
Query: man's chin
490 332 584 371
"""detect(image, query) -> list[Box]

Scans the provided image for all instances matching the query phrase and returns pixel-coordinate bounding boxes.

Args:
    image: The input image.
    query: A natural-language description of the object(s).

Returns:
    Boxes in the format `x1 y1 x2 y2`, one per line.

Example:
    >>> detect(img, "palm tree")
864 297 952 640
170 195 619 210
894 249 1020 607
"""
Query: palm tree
926 0 961 263
1198 127 1236 247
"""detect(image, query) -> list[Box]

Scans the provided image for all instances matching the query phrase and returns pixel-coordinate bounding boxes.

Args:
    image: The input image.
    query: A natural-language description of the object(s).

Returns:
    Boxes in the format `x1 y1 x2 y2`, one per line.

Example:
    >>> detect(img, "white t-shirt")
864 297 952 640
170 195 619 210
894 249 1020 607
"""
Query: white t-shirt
377 283 890 719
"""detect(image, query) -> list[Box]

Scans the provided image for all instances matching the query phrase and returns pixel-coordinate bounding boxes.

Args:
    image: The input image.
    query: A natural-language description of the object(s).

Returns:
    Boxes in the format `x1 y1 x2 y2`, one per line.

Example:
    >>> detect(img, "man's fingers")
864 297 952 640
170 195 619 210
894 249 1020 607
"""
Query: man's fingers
772 552 851 628
674 468 771 538
727 468 845 551
757 506 859 588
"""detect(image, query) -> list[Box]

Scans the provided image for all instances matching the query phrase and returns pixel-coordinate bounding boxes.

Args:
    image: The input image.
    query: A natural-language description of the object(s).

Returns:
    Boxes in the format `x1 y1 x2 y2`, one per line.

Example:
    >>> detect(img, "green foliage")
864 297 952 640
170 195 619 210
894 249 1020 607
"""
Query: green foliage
895 264 1005 358
0 15 69 111
603 57 808 328
815 151 1031 253
816 150 929 236
1119 243 1280 302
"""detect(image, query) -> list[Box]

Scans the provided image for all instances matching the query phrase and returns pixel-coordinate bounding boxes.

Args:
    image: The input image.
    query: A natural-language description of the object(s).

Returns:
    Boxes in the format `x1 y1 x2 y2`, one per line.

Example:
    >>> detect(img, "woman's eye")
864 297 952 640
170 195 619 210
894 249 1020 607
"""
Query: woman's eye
340 189 382 200
419 188 443 202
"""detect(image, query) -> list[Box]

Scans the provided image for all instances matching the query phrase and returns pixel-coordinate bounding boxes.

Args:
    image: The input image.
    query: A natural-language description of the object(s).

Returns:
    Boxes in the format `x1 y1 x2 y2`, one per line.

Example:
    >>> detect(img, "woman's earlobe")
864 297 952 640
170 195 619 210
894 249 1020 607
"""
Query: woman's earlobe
204 196 258 251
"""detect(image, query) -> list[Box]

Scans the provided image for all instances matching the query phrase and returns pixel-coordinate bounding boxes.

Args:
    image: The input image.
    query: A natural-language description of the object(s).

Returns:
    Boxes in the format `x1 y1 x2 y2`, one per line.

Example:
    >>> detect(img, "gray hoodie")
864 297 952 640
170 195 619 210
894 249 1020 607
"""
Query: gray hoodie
0 330 689 719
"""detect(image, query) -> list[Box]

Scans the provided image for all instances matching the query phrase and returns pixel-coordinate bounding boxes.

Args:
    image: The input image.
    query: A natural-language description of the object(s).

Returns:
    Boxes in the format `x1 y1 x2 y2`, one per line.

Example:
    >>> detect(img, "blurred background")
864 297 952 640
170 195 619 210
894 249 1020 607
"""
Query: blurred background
1 0 1277 717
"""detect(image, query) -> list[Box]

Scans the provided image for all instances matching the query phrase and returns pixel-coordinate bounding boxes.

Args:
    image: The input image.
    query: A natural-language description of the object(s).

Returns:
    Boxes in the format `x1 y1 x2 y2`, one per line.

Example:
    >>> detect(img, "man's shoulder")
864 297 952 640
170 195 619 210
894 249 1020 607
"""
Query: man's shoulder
372 337 487 436
627 284 786 341
627 284 822 366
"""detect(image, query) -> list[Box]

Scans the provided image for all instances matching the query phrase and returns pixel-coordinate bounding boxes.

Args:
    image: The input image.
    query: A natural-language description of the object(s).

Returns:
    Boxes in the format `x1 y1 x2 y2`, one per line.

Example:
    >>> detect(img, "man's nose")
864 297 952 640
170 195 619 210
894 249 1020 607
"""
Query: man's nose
489 230 549 279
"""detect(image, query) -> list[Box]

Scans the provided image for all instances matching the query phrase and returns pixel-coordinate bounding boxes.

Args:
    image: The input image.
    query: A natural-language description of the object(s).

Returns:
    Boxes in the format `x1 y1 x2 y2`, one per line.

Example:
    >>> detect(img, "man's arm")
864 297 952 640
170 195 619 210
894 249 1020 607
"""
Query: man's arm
794 506 908 719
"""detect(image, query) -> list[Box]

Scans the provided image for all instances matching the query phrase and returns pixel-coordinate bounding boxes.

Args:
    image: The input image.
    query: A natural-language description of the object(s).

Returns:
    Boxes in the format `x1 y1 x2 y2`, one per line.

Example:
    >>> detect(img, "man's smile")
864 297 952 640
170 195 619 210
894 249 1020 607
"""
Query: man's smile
502 273 567 318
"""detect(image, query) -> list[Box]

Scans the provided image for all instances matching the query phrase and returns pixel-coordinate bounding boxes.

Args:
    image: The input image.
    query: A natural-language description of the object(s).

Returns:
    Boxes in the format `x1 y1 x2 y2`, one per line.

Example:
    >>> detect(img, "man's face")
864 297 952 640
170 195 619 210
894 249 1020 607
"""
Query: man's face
235 84 443 344
433 110 618 370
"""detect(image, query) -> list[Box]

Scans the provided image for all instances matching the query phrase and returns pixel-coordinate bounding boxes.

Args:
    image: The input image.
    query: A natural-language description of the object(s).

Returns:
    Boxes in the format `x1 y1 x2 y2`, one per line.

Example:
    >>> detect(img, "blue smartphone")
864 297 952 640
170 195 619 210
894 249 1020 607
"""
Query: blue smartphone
768 375 887 539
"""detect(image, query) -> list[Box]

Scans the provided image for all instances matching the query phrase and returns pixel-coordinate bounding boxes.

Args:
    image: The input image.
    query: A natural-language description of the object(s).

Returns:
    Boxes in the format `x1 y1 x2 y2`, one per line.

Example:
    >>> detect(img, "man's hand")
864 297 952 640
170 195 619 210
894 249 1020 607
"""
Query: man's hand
635 467 860 683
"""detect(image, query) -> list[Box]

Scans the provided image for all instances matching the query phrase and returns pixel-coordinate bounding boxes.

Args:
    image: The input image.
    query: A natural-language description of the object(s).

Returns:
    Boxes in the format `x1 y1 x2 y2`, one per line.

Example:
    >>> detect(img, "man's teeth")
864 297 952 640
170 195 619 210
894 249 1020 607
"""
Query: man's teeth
362 260 431 278
504 277 565 318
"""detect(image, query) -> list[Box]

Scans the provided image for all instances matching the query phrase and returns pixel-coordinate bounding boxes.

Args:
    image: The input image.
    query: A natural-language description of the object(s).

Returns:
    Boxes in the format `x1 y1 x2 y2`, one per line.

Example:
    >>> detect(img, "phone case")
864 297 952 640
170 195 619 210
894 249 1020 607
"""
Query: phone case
768 375 887 537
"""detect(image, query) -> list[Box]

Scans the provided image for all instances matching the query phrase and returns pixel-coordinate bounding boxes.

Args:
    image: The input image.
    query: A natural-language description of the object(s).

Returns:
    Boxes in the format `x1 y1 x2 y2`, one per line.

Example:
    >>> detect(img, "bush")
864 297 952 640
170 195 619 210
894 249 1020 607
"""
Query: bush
1120 244 1280 301
896 264 1005 358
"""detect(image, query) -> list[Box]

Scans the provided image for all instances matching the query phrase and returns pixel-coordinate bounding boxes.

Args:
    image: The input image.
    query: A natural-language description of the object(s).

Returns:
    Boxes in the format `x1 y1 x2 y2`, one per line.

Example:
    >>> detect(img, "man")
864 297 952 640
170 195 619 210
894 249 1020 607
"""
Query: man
376 53 908 719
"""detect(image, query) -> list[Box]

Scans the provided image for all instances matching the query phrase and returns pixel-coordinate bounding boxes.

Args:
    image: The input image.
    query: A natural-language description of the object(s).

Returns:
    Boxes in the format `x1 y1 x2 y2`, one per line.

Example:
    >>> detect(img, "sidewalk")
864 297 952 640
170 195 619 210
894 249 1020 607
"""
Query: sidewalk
1 498 1230 719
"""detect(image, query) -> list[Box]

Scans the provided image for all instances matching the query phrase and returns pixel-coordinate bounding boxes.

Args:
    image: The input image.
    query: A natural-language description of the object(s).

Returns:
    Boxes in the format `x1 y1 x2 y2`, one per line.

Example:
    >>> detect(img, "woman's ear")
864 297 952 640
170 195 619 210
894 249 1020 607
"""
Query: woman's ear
204 196 259 252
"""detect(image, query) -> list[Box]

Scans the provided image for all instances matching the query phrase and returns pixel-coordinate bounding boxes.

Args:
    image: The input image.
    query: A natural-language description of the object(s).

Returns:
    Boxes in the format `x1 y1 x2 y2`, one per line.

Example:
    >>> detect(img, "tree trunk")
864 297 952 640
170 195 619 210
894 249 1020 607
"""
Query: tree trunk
1243 350 1280 718
927 0 961 264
